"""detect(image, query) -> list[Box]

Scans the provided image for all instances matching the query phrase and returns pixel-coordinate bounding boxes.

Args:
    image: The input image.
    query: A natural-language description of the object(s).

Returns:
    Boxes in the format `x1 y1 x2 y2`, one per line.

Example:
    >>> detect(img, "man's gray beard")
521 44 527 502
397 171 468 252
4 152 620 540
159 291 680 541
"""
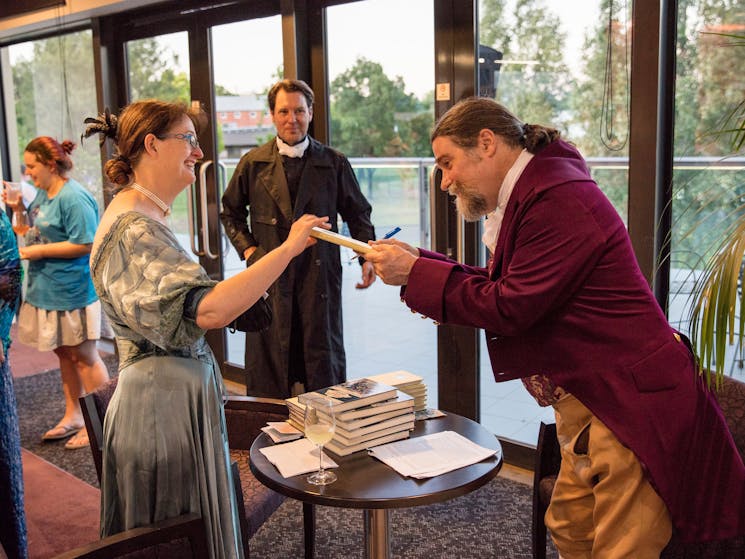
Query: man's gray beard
455 194 488 222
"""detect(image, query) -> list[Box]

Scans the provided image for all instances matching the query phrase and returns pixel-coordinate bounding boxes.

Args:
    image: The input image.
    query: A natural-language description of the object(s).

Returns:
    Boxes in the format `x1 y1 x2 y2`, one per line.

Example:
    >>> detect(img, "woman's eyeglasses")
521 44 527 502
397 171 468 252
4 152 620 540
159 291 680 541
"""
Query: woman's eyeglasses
158 133 200 149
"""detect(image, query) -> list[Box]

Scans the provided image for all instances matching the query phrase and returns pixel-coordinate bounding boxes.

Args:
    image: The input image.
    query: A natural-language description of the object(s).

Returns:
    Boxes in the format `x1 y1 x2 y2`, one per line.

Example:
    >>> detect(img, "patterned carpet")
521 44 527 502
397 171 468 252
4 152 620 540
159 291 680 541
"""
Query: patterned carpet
14 364 558 558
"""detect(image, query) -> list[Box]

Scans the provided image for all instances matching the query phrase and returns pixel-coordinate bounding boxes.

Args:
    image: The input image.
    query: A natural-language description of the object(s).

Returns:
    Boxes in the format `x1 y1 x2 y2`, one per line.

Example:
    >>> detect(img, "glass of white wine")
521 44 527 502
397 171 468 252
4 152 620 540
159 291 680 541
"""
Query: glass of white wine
303 395 337 486
12 210 30 235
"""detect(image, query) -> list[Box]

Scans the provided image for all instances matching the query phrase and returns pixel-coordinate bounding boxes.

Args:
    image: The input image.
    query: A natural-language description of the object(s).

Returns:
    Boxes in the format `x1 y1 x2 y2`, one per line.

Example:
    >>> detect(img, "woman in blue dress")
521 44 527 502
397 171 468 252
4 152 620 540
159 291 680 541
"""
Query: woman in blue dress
0 209 26 558
83 100 329 558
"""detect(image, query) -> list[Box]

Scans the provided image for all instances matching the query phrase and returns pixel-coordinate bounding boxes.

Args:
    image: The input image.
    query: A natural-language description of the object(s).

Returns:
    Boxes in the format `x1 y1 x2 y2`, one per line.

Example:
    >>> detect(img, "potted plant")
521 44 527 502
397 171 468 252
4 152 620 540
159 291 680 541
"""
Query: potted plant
684 32 745 386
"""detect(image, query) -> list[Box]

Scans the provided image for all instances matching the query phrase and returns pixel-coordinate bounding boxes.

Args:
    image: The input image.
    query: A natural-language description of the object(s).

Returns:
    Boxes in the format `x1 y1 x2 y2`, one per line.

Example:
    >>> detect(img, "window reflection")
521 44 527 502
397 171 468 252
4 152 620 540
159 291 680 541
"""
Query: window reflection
670 5 745 376
4 31 103 210
326 0 438 408
477 0 632 444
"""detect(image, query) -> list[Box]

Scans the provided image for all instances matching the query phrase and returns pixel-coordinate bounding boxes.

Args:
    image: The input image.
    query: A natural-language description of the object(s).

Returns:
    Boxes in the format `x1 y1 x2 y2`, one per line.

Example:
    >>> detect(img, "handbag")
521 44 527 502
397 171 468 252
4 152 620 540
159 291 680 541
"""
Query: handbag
229 292 272 332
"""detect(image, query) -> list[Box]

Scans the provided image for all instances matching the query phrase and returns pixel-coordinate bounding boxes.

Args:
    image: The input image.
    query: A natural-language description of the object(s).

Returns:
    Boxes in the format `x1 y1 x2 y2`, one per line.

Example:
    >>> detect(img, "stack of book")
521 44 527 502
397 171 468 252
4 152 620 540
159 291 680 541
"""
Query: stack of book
367 370 427 412
286 377 416 457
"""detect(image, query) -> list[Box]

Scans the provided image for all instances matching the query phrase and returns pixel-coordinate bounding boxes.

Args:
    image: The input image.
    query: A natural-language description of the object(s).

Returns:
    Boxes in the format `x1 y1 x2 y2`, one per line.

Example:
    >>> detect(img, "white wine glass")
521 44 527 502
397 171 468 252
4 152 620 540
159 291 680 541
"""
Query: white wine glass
303 395 337 486
12 210 30 236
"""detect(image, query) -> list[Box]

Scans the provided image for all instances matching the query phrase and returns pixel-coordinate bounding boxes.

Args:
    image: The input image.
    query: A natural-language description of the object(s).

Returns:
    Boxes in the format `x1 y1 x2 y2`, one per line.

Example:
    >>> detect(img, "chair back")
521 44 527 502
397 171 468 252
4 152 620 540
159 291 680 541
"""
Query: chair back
52 513 208 559
715 374 745 463
80 377 119 483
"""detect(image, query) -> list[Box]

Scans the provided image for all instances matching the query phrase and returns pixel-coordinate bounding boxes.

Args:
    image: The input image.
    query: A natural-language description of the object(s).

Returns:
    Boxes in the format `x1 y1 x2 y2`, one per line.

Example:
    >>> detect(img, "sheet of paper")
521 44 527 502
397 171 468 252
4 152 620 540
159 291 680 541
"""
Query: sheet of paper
368 430 499 479
259 437 338 478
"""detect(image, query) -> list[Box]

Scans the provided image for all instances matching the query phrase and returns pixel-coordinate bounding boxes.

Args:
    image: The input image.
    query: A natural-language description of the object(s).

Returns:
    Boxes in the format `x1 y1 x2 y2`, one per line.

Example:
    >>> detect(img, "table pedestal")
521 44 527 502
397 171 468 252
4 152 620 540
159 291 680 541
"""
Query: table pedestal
364 509 390 559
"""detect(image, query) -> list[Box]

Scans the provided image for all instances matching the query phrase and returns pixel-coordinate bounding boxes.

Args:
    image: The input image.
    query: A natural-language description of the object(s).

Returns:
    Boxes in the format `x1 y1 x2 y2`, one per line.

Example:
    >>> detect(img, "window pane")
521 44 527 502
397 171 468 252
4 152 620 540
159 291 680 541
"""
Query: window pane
4 30 103 211
670 3 745 378
210 16 283 368
326 0 438 408
126 32 191 104
477 0 632 444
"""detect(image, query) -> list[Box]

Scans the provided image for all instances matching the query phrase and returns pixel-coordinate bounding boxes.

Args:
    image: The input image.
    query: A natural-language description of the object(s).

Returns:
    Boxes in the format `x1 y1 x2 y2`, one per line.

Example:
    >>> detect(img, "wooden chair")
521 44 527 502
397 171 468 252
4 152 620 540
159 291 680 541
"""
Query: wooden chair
80 377 315 558
52 513 208 558
531 421 560 559
531 374 745 559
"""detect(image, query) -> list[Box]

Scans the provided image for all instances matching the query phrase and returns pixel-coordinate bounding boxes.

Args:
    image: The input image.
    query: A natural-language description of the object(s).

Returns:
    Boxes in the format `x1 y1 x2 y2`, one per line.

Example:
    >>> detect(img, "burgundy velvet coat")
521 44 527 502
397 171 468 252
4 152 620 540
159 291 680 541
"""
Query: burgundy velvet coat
404 140 745 542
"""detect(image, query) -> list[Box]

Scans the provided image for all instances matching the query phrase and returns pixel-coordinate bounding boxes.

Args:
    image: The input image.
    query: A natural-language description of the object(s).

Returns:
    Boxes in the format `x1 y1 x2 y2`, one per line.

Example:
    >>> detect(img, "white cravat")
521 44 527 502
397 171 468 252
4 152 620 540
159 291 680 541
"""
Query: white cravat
481 149 534 253
276 136 310 158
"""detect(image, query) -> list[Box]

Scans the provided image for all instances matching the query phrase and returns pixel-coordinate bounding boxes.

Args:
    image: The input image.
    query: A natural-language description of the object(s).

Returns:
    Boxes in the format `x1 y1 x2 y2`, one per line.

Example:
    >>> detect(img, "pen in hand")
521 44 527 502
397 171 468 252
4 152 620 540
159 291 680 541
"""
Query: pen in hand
349 226 401 261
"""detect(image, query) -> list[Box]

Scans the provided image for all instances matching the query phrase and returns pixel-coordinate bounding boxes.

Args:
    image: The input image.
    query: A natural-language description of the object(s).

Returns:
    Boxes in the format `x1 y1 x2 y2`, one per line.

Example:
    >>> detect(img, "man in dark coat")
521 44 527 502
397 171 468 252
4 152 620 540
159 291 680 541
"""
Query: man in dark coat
366 97 745 557
221 79 375 398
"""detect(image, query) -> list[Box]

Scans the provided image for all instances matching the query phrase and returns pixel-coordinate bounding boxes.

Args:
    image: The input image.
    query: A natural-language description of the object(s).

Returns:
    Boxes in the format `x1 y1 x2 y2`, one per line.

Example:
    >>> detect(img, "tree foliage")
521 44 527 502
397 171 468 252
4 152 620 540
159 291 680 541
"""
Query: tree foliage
9 31 102 205
126 38 191 103
329 57 433 158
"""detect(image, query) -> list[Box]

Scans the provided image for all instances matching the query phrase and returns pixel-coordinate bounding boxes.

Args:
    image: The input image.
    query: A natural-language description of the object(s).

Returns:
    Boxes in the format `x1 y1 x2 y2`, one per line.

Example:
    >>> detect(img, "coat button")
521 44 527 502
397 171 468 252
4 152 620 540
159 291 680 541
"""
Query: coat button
270 218 277 225
315 259 321 266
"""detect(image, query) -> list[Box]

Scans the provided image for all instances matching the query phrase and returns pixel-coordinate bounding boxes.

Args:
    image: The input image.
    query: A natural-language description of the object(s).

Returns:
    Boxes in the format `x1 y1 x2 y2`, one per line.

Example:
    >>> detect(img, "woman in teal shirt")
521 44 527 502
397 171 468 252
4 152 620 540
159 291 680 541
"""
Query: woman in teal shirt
5 136 109 450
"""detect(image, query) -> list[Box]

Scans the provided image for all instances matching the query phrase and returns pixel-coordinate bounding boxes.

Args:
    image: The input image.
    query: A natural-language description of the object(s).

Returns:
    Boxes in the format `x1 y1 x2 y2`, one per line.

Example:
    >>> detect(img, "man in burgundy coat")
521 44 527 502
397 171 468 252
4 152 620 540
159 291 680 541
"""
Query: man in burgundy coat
365 97 745 558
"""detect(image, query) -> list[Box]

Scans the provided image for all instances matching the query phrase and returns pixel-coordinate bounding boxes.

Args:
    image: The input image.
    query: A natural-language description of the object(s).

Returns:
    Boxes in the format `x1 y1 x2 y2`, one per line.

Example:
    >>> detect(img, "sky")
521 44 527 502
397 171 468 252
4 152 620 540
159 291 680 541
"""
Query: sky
208 0 600 97
9 0 600 99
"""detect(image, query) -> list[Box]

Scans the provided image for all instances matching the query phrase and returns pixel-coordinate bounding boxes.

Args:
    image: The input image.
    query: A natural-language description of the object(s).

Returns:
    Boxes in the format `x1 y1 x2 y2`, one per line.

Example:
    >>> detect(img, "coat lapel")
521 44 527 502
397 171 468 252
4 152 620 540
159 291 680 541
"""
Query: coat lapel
256 146 293 222
292 139 331 218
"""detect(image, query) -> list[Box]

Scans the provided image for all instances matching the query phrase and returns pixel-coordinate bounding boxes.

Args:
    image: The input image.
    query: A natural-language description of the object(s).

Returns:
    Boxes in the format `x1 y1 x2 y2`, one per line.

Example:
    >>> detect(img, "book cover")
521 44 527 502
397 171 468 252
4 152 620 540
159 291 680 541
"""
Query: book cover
287 393 415 430
297 377 397 413
336 392 414 421
367 370 423 388
325 429 411 457
366 370 427 411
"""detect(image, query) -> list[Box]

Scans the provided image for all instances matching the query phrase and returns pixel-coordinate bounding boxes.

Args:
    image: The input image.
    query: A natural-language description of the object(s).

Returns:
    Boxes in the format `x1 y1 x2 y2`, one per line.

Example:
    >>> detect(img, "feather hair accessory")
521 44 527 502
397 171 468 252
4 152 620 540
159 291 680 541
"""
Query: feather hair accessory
81 107 118 146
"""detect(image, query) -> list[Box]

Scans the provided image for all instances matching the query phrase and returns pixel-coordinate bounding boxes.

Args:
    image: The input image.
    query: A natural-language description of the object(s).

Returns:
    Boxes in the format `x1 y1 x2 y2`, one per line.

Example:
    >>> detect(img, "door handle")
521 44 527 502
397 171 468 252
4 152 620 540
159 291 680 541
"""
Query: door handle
186 181 204 257
198 160 219 260
429 166 441 253
215 160 229 252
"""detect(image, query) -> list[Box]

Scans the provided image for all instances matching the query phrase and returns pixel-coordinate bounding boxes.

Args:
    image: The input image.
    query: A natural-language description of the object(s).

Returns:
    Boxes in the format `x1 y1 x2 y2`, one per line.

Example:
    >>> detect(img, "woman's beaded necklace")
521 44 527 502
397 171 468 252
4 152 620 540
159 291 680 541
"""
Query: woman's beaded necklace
129 182 171 217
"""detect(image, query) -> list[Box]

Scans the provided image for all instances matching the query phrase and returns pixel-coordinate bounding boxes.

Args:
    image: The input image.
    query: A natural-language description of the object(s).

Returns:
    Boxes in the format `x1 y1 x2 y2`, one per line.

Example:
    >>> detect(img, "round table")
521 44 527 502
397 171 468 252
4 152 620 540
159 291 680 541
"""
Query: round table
249 412 503 559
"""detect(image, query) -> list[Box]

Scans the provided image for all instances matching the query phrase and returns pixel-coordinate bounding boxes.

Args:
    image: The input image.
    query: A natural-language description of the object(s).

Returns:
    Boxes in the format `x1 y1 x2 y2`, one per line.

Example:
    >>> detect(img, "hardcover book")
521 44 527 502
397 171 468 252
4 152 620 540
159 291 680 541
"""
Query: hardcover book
366 370 428 411
286 395 415 431
336 392 415 421
333 416 415 446
297 377 397 413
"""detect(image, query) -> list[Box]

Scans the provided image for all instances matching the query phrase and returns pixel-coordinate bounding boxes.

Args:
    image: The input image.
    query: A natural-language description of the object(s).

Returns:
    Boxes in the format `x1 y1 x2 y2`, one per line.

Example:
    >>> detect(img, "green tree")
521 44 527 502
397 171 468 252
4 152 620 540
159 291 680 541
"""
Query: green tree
10 57 35 157
671 0 745 270
329 57 433 195
9 31 102 205
126 38 190 103
479 0 570 129
329 57 431 158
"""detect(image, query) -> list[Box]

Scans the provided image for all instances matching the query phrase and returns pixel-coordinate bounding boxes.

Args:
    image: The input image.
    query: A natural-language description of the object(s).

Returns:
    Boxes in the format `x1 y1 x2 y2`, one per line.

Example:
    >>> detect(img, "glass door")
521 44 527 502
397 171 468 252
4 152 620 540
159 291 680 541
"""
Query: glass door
115 6 283 384
209 16 283 374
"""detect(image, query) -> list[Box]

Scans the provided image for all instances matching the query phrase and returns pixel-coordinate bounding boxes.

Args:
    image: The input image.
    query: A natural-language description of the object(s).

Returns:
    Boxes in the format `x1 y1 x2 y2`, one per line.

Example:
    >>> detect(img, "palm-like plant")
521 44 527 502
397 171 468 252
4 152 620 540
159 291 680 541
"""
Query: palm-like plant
689 217 745 386
687 31 745 386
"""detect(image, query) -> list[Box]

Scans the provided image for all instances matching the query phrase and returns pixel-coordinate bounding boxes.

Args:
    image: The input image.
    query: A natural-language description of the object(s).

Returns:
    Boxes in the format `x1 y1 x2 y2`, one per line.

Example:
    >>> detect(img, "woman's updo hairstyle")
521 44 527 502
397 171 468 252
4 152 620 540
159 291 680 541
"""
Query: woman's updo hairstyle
83 100 204 190
24 137 75 177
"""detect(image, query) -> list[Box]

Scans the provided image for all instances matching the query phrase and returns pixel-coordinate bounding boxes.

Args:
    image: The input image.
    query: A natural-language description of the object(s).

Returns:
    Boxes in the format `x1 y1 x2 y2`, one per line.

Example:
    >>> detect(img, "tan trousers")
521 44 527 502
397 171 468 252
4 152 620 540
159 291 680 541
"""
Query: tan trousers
545 395 672 559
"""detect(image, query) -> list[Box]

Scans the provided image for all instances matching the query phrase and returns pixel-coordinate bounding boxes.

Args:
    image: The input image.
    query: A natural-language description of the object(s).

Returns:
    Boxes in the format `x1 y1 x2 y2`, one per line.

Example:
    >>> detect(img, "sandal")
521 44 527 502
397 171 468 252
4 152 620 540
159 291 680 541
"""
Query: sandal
64 429 90 450
42 423 83 441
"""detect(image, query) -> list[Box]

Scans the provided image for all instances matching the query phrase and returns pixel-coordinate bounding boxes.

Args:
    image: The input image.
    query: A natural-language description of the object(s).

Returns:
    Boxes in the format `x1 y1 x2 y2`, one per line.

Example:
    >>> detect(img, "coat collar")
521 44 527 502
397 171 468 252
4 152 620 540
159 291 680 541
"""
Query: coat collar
252 137 336 221
489 140 594 276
